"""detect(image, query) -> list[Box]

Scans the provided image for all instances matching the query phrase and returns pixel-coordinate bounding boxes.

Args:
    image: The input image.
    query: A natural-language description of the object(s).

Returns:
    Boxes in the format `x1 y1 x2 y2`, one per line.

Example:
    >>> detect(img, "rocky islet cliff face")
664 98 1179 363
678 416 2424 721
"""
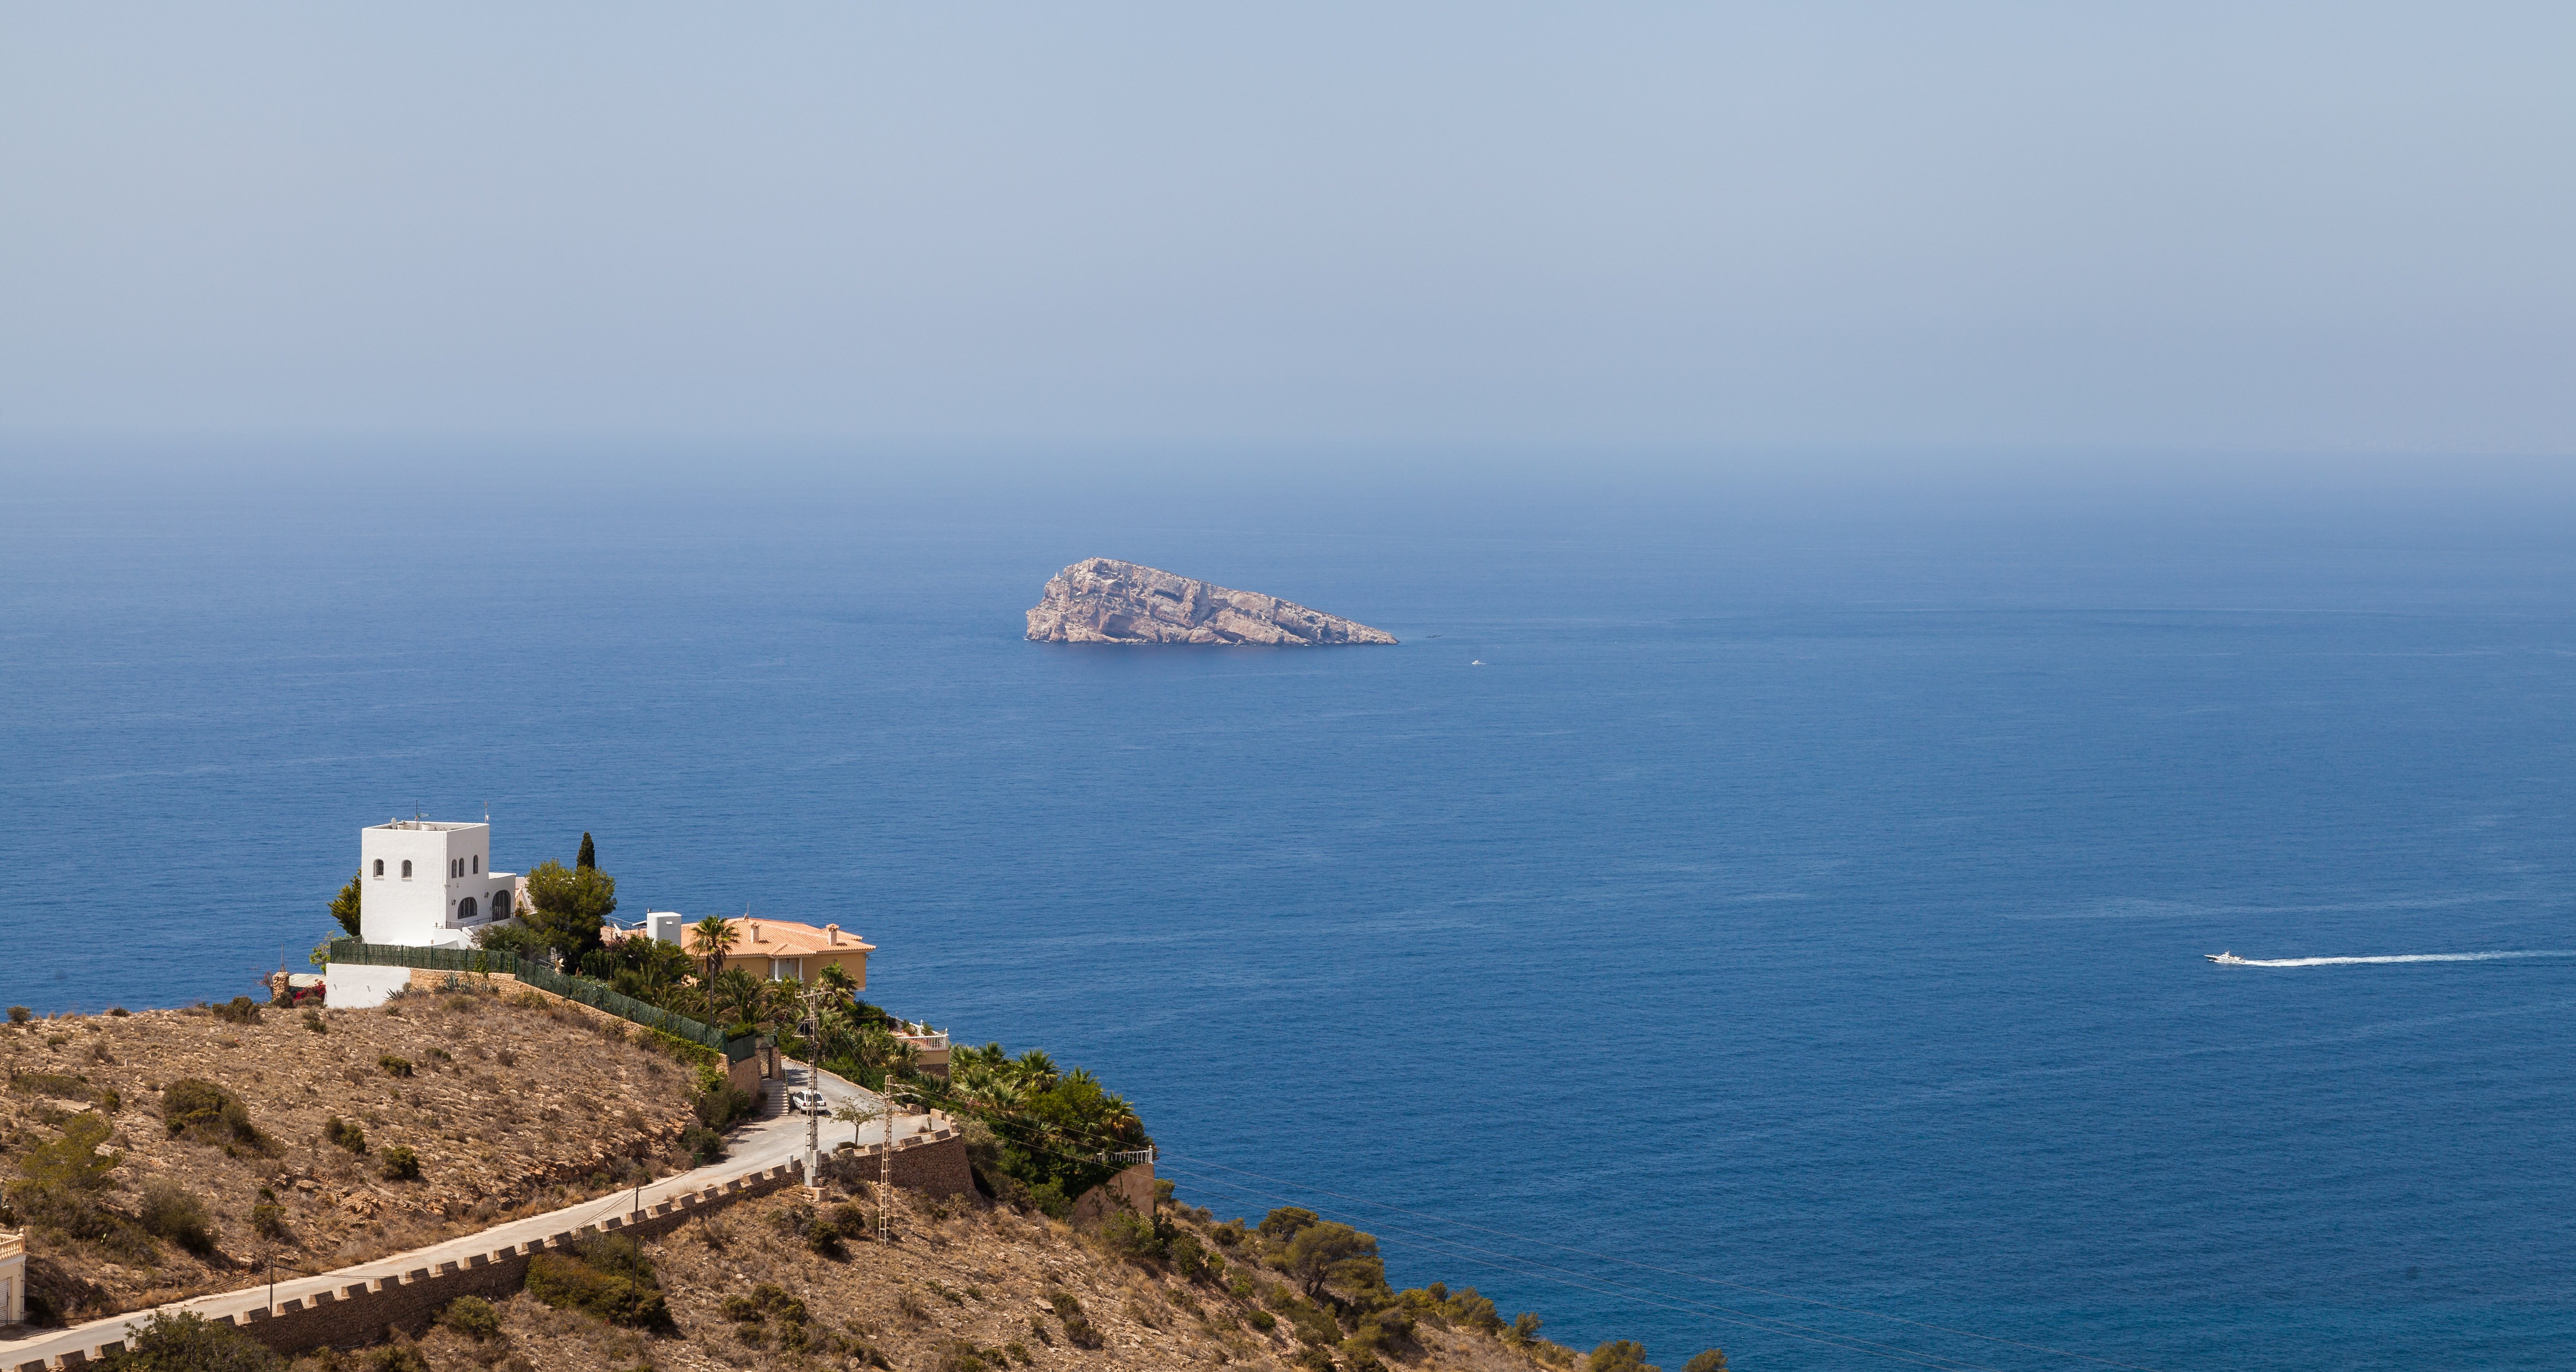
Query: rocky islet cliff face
1025 559 1397 646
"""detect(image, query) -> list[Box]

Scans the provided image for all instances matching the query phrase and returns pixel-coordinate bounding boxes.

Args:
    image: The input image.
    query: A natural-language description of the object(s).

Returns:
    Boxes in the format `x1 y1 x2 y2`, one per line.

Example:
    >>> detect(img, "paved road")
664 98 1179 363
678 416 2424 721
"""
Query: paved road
0 1061 941 1369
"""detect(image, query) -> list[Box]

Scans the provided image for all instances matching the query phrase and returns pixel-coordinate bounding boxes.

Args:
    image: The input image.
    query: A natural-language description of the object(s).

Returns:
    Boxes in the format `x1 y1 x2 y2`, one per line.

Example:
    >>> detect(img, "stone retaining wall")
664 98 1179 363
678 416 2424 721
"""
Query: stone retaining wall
12 1130 972 1370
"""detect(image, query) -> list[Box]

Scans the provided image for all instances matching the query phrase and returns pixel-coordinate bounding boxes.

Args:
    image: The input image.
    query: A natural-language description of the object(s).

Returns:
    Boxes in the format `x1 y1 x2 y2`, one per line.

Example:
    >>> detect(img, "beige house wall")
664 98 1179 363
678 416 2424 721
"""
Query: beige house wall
706 945 868 987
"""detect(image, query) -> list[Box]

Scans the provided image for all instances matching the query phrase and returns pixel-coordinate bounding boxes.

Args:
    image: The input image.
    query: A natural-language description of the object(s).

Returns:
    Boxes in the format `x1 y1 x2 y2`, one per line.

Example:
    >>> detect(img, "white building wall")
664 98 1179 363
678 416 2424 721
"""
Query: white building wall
358 821 516 947
324 963 415 1009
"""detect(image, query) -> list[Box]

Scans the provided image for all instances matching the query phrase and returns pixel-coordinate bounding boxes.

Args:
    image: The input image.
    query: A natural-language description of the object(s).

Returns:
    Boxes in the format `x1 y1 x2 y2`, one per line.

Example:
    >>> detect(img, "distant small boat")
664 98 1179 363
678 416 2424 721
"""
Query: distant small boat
2207 951 2247 965
1470 659 1485 666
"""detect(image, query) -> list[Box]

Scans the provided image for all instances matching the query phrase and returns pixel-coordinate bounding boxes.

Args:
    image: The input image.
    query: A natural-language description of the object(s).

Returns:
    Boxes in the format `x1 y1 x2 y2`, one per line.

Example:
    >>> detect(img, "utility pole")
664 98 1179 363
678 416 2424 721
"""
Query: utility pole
880 1073 895 1243
798 981 828 1197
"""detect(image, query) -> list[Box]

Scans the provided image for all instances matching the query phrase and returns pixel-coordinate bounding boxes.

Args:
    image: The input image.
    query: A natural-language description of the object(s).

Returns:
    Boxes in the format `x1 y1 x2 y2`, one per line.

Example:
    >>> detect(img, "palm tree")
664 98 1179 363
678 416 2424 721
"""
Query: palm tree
711 967 767 1030
689 916 737 986
1100 1094 1143 1142
816 962 857 1000
1013 1049 1058 1085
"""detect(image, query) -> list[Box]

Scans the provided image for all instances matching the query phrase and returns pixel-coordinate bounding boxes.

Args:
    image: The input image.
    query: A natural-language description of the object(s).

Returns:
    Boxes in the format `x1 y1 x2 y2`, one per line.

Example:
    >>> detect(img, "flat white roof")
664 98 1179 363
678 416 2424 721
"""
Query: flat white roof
370 820 486 831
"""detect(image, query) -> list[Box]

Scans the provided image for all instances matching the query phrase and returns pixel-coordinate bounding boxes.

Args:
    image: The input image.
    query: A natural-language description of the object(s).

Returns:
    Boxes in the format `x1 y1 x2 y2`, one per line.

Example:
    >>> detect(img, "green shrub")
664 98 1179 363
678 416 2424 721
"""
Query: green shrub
380 1145 422 1181
681 1123 725 1165
1099 1209 1163 1262
211 996 263 1025
252 1195 290 1242
139 1179 219 1255
1352 1309 1414 1350
94 1309 279 1371
1259 1206 1321 1242
10 1070 96 1103
524 1235 674 1330
1249 1310 1278 1332
1169 1229 1214 1280
7 1006 30 1025
1044 1290 1106 1348
6 1112 133 1247
302 1010 327 1034
324 1116 368 1155
753 1282 804 1320
691 1075 754 1131
1681 1353 1728 1372
441 1295 503 1340
1286 1301 1344 1348
160 1077 270 1152
366 1344 430 1372
108 1005 130 1017
1441 1286 1502 1333
378 1055 414 1077
1587 1341 1657 1372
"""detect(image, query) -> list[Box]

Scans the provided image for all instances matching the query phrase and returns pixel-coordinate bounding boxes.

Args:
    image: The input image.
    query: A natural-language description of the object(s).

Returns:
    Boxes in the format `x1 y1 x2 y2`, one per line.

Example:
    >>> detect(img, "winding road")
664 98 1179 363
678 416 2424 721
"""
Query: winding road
0 1062 942 1370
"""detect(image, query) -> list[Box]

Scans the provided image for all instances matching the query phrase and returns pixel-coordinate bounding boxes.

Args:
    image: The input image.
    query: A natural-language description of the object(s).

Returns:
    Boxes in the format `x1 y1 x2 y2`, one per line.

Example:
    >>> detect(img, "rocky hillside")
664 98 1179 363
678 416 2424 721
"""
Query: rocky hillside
1025 560 1398 646
280 1183 1577 1372
0 983 699 1326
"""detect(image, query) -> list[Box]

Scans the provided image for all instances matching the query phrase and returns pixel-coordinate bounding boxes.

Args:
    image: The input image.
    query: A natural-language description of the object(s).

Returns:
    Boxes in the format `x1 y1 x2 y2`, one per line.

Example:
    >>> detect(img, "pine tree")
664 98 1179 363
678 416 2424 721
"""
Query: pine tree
576 832 596 870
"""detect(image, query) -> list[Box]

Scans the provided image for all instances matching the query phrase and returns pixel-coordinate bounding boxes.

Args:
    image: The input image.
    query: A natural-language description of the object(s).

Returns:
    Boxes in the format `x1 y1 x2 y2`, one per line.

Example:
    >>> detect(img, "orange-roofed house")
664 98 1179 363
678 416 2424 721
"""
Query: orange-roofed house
680 917 874 987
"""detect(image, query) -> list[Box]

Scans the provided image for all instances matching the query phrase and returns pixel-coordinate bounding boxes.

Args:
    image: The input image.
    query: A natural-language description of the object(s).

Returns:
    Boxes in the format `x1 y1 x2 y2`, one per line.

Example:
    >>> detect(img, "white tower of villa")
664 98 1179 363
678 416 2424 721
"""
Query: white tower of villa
358 819 519 948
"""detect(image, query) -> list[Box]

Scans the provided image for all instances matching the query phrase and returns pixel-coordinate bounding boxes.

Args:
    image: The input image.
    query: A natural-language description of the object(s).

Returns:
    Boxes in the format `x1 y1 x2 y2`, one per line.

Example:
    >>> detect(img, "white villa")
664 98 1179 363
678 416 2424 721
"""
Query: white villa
325 818 522 1008
359 819 519 949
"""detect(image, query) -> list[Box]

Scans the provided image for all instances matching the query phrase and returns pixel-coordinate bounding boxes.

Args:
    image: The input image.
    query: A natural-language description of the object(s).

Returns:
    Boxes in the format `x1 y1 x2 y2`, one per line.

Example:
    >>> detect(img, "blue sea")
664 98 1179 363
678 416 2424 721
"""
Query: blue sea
7 454 2576 1371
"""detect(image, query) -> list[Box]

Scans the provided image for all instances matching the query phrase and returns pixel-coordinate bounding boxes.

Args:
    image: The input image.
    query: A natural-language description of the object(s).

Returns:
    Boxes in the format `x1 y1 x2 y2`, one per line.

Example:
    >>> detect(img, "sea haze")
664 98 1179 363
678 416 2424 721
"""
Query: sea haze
5 456 2575 1371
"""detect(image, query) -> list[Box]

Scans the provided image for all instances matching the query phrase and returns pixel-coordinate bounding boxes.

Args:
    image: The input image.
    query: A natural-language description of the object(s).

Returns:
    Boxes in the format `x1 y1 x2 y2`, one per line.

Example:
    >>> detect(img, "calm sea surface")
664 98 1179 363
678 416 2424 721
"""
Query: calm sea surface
6 460 2576 1370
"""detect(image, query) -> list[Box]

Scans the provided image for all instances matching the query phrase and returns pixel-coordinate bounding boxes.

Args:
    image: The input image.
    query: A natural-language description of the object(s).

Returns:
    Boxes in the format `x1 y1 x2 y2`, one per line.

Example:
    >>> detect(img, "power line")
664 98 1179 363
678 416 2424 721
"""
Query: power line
1159 1153 2165 1372
1161 1165 2019 1372
929 1118 2012 1371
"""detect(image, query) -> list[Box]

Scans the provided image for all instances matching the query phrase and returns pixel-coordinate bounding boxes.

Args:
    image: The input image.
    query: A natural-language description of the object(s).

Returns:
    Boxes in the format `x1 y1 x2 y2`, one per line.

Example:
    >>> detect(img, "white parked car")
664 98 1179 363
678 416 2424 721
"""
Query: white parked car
787 1088 827 1115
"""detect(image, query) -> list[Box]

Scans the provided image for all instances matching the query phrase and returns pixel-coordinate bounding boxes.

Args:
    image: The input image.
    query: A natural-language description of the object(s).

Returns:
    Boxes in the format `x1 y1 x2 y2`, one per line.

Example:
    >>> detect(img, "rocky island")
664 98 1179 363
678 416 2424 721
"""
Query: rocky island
1026 558 1398 645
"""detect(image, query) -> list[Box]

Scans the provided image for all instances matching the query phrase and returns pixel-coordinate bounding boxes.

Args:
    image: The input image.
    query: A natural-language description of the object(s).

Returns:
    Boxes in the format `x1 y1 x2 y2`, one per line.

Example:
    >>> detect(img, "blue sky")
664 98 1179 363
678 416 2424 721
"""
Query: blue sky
2 3 2569 456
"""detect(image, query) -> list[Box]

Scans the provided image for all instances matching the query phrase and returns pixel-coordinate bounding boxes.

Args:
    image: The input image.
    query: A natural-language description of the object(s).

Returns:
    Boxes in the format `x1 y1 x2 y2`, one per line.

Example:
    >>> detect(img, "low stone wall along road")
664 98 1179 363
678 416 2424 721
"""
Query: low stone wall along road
0 1063 962 1371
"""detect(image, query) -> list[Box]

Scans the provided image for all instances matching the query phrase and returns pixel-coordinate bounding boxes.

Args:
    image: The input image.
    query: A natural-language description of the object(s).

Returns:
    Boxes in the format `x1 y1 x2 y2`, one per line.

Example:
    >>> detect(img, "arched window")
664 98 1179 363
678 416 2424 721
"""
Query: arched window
401 860 412 879
472 855 480 874
458 896 478 922
373 859 384 877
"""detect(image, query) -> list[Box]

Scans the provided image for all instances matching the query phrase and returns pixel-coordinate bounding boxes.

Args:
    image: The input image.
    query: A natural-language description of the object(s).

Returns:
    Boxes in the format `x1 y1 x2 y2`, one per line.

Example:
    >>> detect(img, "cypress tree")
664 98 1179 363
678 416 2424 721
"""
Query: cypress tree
576 832 596 870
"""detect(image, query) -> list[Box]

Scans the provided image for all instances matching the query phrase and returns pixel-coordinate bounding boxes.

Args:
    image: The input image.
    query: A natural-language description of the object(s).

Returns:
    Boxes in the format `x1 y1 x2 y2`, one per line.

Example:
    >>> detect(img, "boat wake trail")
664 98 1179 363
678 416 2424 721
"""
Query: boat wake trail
2223 950 2576 968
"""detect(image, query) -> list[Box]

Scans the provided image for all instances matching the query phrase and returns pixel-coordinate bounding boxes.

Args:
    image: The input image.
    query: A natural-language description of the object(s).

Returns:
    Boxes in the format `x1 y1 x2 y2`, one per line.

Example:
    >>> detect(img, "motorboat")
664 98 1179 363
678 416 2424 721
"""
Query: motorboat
2206 951 2248 965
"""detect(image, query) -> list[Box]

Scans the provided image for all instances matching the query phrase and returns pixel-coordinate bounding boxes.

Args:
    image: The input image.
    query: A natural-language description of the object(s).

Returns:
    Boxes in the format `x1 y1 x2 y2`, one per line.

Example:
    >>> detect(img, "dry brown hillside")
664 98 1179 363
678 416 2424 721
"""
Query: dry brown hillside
291 1184 1568 1372
0 984 698 1326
